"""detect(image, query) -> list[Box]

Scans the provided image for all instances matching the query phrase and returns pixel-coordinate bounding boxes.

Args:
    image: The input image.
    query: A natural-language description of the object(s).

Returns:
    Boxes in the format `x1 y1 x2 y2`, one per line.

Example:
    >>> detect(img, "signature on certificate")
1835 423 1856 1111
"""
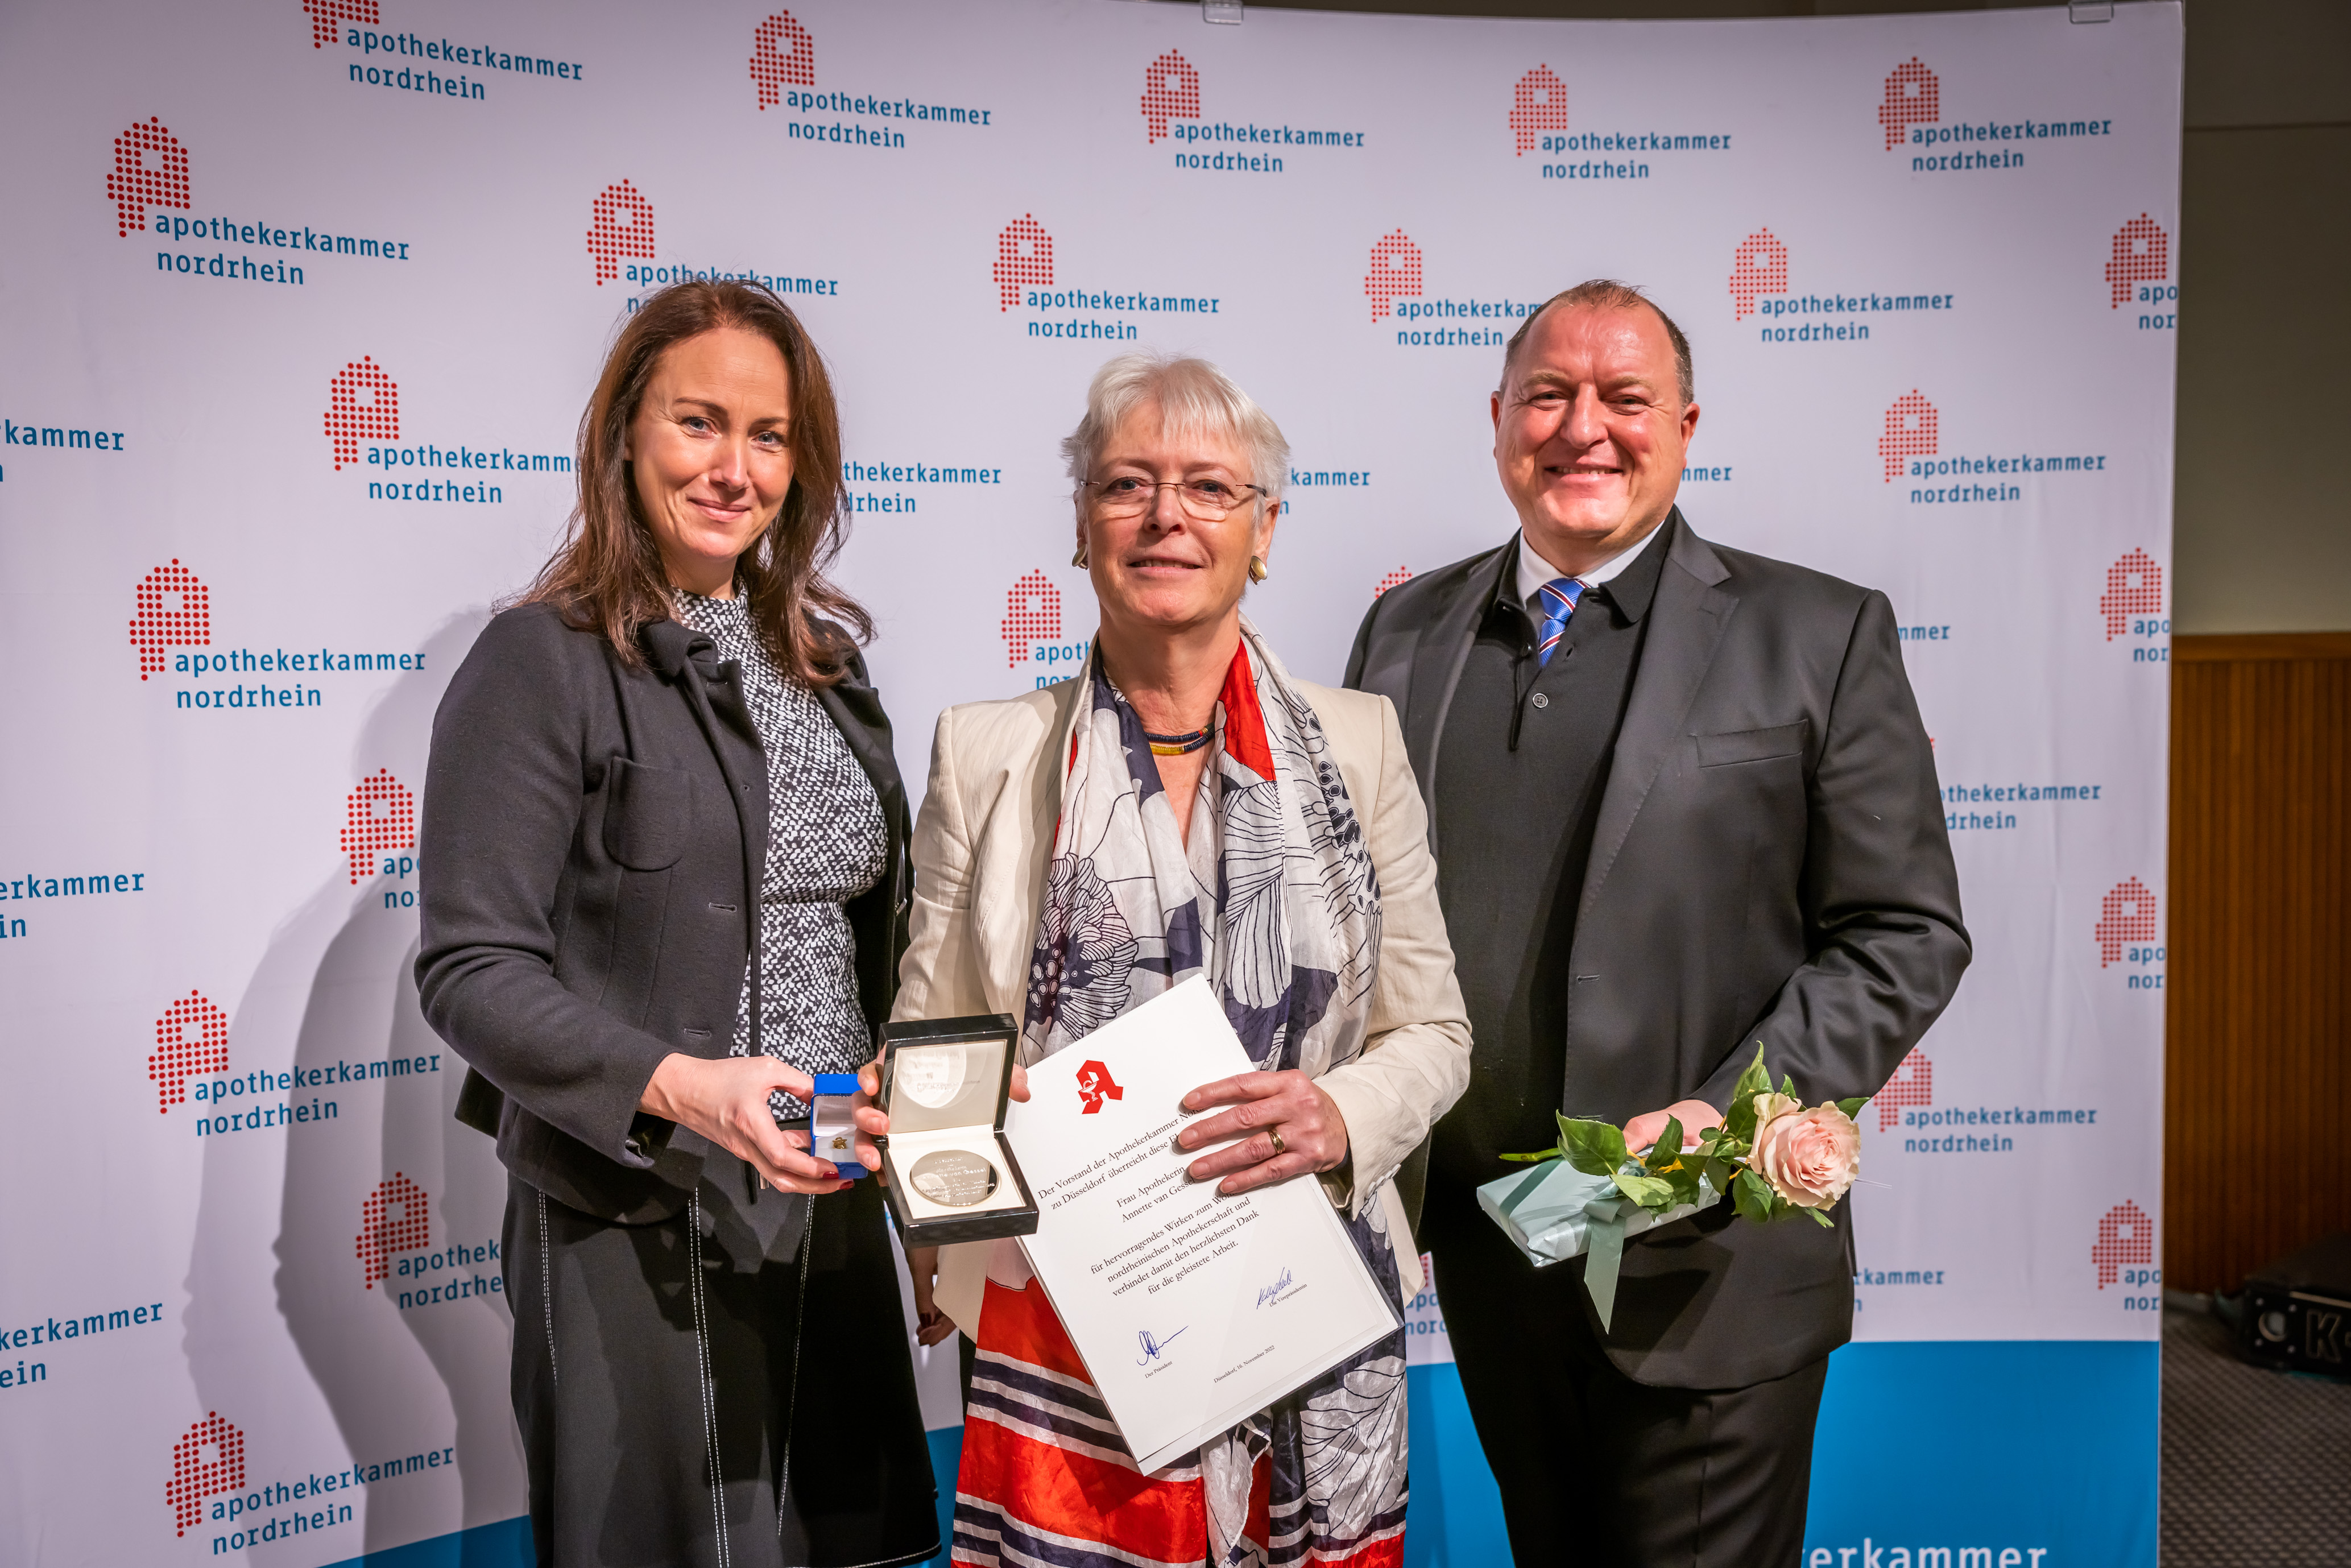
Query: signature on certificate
1135 1325 1189 1366
1255 1267 1296 1308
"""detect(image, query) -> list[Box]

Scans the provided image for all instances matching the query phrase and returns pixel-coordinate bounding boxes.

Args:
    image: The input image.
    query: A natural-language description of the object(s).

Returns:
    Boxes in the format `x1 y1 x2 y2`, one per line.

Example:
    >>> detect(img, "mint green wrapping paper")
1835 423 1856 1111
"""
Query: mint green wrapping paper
1475 1161 1723 1330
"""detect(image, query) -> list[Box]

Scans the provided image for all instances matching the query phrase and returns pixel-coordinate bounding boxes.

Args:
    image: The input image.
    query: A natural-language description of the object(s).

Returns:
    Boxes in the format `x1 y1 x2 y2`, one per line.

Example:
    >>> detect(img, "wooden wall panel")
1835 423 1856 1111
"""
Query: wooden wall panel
2164 633 2351 1291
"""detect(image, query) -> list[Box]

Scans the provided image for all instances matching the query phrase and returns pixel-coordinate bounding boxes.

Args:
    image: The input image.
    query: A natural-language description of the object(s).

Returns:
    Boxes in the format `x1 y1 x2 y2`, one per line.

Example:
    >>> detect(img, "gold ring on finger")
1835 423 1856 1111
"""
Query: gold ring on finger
1267 1127 1286 1158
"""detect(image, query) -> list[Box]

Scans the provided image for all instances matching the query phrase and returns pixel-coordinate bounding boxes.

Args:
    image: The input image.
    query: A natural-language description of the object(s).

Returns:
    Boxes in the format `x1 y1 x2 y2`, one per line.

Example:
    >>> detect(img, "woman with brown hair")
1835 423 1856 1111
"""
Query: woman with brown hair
416 280 937 1567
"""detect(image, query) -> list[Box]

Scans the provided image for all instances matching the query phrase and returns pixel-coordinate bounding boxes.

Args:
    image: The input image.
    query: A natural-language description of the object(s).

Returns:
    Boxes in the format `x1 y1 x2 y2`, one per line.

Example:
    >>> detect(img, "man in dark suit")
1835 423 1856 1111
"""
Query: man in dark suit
1346 280 1968 1565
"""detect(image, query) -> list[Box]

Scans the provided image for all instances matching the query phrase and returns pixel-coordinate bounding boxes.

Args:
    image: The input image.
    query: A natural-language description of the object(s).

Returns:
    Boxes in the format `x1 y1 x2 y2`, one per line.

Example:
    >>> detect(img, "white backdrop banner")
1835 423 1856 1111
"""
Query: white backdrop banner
0 1 2179 1565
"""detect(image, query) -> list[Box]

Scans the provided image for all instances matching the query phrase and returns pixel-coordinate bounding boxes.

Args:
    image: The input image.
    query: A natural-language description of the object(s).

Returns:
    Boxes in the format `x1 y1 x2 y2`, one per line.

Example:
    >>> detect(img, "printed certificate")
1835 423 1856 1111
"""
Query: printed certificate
1004 977 1400 1474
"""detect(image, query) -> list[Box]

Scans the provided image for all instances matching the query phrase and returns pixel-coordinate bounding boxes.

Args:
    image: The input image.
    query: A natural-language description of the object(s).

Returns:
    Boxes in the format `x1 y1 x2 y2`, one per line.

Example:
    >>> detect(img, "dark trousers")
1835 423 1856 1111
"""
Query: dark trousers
502 1166 938 1568
1431 1212 1827 1568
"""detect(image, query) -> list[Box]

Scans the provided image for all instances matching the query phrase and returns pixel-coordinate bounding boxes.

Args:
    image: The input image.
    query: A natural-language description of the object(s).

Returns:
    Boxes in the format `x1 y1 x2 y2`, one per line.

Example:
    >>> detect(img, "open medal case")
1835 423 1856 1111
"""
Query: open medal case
876 1013 1040 1247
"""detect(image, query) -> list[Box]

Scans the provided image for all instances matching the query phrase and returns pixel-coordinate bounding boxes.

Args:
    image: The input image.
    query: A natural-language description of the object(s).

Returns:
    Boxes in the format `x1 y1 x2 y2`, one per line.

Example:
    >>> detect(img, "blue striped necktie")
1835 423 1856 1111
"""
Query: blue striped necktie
1535 577 1587 667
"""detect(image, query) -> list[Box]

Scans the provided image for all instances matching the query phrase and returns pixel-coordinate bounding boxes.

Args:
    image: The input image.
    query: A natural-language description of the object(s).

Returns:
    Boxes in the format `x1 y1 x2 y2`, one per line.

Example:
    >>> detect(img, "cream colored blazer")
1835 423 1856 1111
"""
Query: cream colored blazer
892 671 1473 1337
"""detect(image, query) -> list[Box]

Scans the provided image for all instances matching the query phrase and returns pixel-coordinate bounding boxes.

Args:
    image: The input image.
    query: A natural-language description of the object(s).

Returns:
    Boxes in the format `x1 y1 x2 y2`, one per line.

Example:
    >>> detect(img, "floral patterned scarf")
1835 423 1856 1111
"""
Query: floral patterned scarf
1018 616 1409 1566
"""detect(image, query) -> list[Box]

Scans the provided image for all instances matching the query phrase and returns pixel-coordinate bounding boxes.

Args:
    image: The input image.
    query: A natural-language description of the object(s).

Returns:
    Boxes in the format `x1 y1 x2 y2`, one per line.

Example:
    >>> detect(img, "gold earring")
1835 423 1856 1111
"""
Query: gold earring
1073 540 1089 568
1248 555 1269 584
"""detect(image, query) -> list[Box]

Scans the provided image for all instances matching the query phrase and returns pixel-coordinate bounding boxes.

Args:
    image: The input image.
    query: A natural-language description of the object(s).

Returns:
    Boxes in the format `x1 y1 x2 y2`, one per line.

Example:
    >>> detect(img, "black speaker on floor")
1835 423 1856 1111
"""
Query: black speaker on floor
2234 1232 2351 1380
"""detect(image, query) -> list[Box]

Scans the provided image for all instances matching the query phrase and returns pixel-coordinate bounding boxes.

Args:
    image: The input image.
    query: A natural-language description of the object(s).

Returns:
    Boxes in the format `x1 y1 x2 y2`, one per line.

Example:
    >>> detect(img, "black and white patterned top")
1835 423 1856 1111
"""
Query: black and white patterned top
671 589 886 1115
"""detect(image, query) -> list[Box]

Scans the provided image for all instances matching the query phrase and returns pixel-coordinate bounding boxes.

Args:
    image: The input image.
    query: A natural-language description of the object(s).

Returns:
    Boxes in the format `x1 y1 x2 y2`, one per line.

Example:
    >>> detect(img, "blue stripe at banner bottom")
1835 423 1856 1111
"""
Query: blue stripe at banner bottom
1803 1341 2159 1568
924 1341 2157 1568
318 1515 533 1567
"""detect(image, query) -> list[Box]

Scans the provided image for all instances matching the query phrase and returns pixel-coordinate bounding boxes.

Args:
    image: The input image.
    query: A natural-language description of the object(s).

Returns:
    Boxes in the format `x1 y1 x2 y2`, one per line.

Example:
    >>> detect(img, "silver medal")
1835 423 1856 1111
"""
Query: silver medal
909 1148 999 1209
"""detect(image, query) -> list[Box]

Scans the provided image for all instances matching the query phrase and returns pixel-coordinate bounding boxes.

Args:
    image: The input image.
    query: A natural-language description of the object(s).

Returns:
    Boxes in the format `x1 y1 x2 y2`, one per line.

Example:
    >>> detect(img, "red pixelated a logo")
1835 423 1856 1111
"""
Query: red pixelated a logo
1728 228 1788 321
1874 1048 1932 1132
751 12 815 107
149 990 230 1114
2095 877 2158 967
2105 214 2168 308
1878 57 1939 150
1365 231 1422 322
2100 548 2163 641
302 0 378 50
1880 391 1938 482
2092 1199 2153 1288
342 769 417 886
106 117 191 238
130 559 210 681
1375 567 1413 599
995 215 1053 312
1510 66 1570 156
1002 570 1062 670
358 1173 431 1288
166 1413 246 1537
1142 49 1201 143
325 355 399 471
1076 1061 1124 1114
587 179 655 286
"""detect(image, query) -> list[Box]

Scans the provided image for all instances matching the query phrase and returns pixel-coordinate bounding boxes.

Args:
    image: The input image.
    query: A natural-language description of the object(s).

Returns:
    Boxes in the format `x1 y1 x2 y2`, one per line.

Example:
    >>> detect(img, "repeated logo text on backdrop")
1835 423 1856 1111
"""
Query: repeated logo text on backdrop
2106 215 2175 328
1142 49 1365 175
999 215 1219 341
1368 231 1541 347
130 561 427 713
318 0 588 106
1730 227 1956 344
326 355 569 503
165 1408 462 1555
109 117 414 289
1878 391 2110 507
1509 64 1731 181
1877 55 2114 175
1003 571 1088 687
752 10 993 150
2100 549 2167 663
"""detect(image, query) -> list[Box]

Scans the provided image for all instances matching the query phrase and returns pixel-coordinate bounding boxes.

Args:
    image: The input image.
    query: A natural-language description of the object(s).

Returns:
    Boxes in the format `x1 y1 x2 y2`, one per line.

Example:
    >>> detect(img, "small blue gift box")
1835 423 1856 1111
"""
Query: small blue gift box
1475 1160 1721 1330
809 1072 864 1179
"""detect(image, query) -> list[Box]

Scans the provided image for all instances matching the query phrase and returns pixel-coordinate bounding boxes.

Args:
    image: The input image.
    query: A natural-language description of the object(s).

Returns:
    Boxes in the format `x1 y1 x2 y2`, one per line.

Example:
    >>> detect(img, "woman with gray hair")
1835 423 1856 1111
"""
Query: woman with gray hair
895 350 1471 1566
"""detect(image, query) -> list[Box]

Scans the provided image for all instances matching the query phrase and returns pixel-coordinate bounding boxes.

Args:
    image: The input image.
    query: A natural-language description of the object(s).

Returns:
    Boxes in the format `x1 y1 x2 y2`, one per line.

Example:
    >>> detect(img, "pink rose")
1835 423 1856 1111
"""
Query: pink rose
1750 1101 1861 1210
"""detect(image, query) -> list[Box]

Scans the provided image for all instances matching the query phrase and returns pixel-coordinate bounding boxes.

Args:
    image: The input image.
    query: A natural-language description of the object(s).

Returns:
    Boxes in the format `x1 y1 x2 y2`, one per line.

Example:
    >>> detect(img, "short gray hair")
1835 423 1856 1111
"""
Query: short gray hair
1061 350 1291 503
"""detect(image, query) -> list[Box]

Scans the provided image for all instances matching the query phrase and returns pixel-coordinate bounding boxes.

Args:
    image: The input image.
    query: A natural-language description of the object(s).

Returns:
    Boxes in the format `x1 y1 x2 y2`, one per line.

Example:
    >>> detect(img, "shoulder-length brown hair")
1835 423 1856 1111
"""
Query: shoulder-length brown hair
518 279 870 684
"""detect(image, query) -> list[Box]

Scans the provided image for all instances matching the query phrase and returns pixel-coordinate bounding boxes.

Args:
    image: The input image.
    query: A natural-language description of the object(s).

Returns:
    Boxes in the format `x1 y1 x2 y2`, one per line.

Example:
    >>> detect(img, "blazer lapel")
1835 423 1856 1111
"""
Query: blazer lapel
817 669 907 834
1409 540 1514 857
974 676 1087 1027
1576 514 1738 924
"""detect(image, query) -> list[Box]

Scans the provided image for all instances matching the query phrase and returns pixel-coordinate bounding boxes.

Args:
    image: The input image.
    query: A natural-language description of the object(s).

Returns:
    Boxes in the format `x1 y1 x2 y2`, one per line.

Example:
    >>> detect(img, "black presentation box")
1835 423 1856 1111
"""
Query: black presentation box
875 1013 1039 1249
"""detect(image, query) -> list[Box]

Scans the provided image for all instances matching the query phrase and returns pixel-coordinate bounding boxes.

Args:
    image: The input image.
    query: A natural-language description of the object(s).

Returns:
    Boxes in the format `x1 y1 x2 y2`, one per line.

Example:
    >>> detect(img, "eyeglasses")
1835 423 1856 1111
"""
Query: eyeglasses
1086 477 1269 522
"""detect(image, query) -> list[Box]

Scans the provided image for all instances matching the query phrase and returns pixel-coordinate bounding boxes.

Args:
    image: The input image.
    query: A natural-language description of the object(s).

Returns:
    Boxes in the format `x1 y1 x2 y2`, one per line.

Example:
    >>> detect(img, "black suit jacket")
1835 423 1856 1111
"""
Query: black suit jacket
415 602 910 1225
1347 512 1969 1387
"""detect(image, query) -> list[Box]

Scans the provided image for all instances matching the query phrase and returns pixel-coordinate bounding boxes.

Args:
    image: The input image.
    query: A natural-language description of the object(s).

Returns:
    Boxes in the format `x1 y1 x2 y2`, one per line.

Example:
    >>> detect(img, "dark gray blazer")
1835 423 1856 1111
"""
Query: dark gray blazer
1347 512 1969 1387
415 602 909 1225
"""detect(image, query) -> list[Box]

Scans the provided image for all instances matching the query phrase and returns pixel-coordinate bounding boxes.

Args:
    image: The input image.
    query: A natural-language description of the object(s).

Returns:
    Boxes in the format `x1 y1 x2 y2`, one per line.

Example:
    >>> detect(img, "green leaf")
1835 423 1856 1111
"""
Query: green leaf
1804 1205 1835 1228
1703 1156 1735 1194
1779 1072 1797 1098
1613 1171 1677 1210
1498 1148 1562 1164
1733 1168 1778 1224
1558 1117 1630 1179
1645 1116 1686 1172
1660 1159 1703 1208
1835 1097 1869 1121
1731 1044 1771 1103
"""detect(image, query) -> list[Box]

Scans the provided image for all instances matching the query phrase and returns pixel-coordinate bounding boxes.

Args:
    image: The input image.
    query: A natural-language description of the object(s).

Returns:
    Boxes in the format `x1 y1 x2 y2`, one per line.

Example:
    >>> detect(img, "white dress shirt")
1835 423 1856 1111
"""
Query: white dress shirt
1514 516 1666 611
